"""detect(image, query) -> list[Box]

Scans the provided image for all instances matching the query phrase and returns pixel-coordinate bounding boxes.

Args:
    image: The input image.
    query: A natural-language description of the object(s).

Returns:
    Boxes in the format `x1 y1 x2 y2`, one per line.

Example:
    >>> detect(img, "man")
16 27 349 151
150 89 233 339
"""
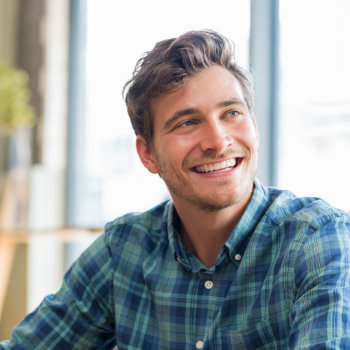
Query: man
1 29 350 349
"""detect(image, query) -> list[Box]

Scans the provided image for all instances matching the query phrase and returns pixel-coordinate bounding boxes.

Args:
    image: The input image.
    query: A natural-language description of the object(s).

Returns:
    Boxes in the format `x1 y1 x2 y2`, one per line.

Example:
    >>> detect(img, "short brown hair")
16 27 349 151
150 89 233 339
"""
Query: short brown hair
123 29 254 147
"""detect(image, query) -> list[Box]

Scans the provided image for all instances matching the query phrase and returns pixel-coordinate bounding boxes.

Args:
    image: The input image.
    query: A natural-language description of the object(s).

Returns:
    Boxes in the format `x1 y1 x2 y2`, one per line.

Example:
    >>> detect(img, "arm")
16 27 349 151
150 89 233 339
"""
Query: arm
0 233 115 350
289 215 350 349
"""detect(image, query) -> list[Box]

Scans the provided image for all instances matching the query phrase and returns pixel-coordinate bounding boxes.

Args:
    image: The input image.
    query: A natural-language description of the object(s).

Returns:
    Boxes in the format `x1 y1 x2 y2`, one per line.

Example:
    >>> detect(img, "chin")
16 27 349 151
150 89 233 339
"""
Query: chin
186 193 241 212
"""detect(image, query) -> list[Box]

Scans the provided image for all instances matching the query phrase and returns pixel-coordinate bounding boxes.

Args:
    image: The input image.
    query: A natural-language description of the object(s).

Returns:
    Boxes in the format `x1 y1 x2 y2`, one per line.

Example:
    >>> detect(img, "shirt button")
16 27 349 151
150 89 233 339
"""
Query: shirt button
196 340 204 349
204 280 213 289
234 253 242 261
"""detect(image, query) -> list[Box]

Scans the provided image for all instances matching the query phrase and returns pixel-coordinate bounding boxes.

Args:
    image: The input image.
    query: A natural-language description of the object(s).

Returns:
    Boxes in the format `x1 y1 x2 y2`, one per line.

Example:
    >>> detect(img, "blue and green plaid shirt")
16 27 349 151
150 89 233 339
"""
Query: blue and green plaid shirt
2 180 350 349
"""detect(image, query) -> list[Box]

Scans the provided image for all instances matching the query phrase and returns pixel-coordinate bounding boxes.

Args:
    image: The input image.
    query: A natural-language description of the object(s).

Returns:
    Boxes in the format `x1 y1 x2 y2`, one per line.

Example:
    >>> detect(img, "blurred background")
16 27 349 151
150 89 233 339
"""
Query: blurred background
1 0 349 339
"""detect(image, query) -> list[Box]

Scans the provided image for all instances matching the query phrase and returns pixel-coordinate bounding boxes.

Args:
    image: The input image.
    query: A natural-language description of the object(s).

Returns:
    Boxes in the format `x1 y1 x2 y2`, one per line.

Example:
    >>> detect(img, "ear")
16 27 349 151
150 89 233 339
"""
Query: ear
136 135 160 174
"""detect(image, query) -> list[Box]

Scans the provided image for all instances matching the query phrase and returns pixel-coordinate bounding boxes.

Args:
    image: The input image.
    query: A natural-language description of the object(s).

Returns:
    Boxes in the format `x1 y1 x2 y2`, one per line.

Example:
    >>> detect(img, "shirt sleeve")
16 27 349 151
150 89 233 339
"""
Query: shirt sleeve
288 214 350 349
0 232 115 350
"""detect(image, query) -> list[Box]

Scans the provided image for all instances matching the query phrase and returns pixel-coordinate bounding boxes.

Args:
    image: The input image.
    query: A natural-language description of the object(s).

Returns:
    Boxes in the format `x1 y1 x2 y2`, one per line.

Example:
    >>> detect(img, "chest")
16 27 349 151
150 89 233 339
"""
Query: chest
112 248 293 349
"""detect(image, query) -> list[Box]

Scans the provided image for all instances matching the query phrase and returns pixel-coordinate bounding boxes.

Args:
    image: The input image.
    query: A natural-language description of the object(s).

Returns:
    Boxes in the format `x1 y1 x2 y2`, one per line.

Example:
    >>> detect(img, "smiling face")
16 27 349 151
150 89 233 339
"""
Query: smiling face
136 65 259 212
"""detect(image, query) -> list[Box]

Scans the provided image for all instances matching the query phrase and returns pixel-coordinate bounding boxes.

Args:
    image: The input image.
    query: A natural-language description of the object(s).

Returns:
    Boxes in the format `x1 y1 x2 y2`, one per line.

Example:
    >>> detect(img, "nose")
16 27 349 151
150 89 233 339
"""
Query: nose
199 120 233 154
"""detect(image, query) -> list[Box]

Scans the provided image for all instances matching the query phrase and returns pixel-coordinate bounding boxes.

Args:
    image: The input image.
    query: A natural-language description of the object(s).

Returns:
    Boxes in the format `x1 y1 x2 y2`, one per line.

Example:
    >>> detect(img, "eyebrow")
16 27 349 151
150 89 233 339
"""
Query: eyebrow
162 98 246 131
163 108 199 131
216 98 246 109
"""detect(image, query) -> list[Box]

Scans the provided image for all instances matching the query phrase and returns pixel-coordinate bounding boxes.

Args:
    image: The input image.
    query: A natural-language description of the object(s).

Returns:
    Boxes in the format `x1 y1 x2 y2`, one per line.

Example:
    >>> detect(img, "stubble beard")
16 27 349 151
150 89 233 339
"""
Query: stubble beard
157 156 258 213
167 177 236 212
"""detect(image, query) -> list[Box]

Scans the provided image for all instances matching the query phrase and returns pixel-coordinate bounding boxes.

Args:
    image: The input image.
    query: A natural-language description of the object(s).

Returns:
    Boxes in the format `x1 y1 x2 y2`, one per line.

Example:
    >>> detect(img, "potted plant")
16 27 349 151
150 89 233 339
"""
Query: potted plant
0 62 35 134
0 62 36 229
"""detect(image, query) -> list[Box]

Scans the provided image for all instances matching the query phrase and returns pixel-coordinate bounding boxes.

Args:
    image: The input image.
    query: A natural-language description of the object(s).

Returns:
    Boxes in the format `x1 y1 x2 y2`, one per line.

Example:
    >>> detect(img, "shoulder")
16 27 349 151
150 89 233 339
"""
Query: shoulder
59 201 173 296
102 200 172 253
264 186 350 232
262 187 350 268
257 185 350 260
258 187 350 291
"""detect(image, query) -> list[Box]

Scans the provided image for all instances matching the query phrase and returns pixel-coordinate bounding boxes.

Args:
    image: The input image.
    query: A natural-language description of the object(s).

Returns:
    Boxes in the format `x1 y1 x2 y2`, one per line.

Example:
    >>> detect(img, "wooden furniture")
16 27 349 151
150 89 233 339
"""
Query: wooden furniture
0 228 102 340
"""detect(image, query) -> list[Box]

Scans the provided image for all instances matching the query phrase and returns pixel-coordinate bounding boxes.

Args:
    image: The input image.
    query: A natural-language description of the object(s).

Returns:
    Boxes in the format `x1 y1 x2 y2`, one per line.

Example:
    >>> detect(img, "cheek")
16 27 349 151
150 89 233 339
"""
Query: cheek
154 139 185 169
166 136 198 159
236 121 259 147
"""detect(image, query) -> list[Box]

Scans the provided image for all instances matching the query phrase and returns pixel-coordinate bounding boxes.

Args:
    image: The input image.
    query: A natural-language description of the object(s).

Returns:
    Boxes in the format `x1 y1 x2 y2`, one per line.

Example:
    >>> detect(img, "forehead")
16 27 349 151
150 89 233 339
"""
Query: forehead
150 65 247 124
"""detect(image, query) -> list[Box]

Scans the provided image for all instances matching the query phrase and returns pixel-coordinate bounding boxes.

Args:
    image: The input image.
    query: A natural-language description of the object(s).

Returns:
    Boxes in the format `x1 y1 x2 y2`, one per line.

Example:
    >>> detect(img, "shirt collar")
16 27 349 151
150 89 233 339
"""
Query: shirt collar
224 178 271 262
166 203 194 272
165 178 272 272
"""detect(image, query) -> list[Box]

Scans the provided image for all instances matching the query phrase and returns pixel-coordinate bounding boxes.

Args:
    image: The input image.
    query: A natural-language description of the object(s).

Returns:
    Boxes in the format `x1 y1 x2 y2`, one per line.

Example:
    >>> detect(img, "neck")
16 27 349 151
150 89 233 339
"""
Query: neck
173 194 252 268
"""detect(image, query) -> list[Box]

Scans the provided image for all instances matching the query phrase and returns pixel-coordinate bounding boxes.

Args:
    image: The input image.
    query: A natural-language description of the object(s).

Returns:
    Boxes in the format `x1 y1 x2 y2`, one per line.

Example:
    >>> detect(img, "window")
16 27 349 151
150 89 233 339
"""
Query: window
68 0 251 227
278 0 350 210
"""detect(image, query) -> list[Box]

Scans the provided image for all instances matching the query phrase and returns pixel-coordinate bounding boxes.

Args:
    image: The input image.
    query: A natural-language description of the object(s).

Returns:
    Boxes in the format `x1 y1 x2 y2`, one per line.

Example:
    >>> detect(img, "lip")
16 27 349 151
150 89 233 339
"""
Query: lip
191 157 243 175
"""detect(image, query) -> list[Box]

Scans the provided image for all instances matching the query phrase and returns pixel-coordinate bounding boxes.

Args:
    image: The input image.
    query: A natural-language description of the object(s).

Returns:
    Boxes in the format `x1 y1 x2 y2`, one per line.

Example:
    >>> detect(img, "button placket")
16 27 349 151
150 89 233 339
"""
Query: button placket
204 280 213 290
196 340 204 349
234 253 242 261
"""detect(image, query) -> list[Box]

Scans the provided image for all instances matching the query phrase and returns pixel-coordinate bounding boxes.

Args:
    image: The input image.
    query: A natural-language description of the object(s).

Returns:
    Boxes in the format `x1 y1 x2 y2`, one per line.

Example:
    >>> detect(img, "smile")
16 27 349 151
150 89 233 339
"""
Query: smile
192 158 242 173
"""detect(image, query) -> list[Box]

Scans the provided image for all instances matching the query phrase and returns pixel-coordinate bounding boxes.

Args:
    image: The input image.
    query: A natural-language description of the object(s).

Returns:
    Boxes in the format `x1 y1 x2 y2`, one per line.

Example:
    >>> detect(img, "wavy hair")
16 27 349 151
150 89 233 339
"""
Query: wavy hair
123 29 254 147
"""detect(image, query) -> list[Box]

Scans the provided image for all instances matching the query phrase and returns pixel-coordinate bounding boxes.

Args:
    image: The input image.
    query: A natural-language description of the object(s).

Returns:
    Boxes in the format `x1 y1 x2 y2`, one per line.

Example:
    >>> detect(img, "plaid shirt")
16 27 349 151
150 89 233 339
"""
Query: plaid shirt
2 180 350 349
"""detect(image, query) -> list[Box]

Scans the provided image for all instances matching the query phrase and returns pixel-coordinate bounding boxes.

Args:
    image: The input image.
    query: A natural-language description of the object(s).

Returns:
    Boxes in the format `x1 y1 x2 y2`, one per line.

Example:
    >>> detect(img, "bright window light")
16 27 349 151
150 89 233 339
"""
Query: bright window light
278 0 350 211
78 0 251 225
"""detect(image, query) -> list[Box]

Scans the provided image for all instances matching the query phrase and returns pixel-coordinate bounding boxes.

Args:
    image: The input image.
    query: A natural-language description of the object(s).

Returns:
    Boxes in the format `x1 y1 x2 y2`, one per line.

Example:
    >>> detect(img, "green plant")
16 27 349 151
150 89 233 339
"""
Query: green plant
0 62 36 134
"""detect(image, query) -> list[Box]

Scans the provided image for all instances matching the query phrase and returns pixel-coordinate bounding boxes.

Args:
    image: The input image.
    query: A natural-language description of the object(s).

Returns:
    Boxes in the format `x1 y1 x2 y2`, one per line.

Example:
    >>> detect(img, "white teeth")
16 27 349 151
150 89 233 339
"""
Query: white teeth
195 158 238 173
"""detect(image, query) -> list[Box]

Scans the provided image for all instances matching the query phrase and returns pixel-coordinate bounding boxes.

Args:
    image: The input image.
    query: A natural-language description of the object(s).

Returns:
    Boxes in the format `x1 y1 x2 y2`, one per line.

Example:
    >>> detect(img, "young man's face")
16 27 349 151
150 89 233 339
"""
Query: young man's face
137 65 259 212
